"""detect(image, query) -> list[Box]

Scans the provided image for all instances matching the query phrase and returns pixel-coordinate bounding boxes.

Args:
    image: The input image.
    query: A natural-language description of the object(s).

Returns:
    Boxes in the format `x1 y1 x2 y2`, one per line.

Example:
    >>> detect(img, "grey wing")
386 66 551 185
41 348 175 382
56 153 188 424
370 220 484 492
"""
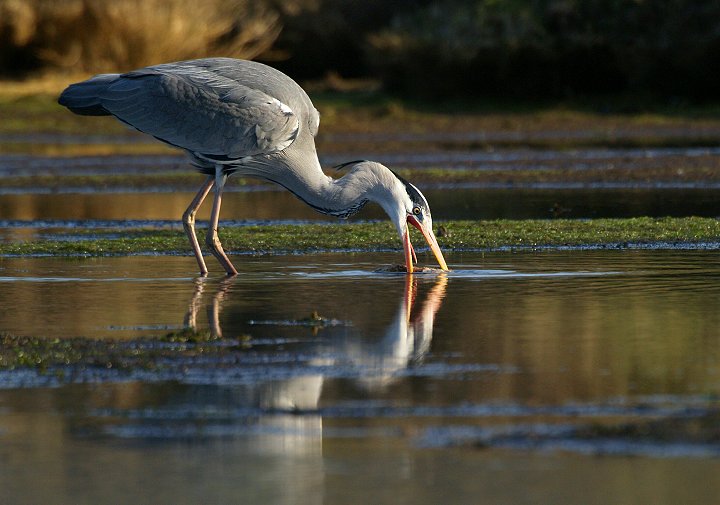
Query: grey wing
97 67 300 159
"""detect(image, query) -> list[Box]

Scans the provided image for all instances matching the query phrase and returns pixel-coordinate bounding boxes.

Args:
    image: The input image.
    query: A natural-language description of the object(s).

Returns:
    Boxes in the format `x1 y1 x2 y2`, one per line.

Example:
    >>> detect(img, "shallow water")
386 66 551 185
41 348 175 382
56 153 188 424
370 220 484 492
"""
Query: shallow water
3 146 720 226
2 187 719 230
1 251 719 504
4 115 720 503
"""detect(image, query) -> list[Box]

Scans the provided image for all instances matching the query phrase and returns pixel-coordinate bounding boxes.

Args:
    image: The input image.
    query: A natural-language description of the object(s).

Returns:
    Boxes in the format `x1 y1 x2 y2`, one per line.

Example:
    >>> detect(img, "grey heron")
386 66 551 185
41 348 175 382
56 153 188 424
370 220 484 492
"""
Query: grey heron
58 58 449 275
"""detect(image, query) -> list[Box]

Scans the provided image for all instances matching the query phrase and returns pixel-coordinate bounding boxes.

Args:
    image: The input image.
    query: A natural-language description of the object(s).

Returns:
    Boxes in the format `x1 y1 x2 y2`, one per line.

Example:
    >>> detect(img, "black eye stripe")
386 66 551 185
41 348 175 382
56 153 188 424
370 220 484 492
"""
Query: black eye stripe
390 169 430 211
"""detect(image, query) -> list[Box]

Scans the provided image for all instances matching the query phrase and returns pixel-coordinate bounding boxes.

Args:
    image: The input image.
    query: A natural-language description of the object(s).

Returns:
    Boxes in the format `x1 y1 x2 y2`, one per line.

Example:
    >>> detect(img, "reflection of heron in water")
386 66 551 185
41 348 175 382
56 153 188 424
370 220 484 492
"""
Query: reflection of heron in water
183 275 230 339
336 275 448 391
183 274 448 391
92 276 448 474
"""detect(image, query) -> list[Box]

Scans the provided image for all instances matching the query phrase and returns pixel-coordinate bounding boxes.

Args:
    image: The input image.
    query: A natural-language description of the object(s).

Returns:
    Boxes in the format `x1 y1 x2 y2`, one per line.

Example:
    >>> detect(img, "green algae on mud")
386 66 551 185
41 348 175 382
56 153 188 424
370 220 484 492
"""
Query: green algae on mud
1 218 719 257
0 330 229 373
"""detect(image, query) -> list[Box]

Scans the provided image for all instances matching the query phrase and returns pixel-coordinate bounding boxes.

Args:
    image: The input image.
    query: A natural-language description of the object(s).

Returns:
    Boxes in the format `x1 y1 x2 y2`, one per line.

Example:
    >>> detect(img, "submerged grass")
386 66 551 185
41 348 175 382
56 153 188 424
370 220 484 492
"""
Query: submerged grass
0 329 225 373
1 217 718 257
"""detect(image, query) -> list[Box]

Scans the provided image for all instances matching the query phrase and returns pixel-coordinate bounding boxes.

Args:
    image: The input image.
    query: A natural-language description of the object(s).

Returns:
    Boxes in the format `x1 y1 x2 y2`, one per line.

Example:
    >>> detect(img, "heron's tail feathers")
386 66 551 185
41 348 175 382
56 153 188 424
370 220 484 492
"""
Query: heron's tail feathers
58 74 119 116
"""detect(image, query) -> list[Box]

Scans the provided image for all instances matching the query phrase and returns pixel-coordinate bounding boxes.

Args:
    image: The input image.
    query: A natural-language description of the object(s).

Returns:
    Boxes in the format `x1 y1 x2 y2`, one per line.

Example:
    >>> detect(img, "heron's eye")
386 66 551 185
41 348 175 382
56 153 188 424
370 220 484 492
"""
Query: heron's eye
412 206 421 216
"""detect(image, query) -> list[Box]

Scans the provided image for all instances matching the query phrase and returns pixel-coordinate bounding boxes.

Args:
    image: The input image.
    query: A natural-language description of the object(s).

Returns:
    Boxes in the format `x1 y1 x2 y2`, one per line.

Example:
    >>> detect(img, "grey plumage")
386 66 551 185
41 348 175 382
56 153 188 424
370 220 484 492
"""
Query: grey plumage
60 58 316 164
59 73 119 116
59 58 448 275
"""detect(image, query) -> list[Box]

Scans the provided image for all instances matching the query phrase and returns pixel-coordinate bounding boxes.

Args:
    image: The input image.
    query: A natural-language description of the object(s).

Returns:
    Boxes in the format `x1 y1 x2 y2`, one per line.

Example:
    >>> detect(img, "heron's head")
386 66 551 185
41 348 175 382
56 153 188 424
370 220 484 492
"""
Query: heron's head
338 160 449 273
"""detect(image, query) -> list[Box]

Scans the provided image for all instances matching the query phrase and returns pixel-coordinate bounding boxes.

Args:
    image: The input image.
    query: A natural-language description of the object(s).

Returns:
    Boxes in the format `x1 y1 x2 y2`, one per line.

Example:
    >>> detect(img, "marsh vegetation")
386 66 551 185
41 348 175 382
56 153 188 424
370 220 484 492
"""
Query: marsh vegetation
1 3 720 504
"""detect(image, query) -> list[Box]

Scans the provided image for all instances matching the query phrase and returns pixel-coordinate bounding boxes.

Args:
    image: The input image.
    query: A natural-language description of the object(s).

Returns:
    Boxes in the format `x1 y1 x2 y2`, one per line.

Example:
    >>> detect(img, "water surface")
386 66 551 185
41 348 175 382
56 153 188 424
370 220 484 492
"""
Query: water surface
2 146 720 226
1 251 719 504
2 187 719 229
4 110 720 504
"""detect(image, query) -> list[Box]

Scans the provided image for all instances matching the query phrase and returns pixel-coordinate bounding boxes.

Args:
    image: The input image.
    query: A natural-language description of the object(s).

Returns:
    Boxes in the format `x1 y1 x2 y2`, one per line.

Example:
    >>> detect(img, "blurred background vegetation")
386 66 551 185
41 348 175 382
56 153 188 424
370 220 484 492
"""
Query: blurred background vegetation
0 0 719 103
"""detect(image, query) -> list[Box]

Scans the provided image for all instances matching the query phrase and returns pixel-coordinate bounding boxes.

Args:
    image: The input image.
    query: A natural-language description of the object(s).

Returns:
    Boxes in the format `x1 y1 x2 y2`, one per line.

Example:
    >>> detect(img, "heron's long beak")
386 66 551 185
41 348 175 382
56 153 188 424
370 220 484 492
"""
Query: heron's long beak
406 215 450 272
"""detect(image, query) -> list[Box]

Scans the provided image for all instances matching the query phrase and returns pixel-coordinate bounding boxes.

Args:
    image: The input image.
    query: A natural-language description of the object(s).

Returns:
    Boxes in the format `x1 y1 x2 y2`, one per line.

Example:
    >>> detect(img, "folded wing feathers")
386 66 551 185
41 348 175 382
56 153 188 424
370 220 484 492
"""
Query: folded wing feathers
96 65 301 157
254 97 298 152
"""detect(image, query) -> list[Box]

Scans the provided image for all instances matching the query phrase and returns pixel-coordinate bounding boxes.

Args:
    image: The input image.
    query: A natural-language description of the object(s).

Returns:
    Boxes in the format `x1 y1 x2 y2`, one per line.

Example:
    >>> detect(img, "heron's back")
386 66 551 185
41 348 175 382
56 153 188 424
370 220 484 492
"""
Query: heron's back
58 58 320 160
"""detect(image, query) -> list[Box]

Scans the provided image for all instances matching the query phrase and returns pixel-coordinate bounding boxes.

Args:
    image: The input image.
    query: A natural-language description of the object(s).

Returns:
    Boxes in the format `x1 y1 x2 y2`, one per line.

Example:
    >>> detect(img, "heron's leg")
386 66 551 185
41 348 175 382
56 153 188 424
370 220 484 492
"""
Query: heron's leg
183 176 215 275
207 276 235 338
183 276 206 330
206 167 238 276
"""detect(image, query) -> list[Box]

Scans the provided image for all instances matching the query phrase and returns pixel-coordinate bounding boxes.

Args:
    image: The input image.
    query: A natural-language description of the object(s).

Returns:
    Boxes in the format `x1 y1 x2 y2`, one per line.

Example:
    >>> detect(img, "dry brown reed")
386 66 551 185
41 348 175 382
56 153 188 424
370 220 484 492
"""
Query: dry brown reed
0 0 282 73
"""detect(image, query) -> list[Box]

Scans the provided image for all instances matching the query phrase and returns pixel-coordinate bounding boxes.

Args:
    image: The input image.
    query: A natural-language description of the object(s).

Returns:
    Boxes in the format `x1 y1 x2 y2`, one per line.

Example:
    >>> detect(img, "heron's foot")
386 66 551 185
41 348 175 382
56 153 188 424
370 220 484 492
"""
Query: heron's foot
375 264 447 273
211 252 238 276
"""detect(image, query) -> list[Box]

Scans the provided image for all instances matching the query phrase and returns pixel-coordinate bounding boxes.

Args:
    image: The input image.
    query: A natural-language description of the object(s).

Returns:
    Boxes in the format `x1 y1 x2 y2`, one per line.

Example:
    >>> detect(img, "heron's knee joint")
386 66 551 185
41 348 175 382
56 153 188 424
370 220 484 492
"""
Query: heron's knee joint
205 231 221 249
182 210 195 226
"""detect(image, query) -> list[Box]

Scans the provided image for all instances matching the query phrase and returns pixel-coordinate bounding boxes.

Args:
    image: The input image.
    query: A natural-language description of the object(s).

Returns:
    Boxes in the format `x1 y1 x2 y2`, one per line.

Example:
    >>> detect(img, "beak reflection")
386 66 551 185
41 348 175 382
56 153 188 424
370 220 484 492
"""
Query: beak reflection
183 273 448 390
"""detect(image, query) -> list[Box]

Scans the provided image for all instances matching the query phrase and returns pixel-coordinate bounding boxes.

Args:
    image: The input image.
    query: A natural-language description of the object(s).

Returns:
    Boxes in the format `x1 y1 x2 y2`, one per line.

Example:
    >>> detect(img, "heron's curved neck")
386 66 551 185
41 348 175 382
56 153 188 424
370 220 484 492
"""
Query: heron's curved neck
292 167 381 219
250 148 395 219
